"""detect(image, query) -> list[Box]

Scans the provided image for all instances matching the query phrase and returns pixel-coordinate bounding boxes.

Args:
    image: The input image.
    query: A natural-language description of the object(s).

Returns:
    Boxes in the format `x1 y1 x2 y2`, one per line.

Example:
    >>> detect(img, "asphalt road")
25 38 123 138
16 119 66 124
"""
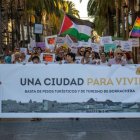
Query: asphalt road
0 118 140 140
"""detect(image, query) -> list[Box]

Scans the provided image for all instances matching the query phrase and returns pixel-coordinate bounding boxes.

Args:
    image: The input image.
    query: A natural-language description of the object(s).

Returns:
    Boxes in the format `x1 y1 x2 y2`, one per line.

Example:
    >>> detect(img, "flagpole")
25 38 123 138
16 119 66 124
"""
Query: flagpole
58 11 66 35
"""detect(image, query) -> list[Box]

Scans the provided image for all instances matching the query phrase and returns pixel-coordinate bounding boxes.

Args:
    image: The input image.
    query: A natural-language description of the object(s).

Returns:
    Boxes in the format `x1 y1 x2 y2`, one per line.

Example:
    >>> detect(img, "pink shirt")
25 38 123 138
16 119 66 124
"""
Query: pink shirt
108 58 127 65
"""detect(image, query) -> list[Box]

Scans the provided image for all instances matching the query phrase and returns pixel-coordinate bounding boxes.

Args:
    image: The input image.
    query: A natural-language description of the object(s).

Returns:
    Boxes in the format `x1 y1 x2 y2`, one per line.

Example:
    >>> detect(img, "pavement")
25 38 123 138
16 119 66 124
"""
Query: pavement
0 118 140 140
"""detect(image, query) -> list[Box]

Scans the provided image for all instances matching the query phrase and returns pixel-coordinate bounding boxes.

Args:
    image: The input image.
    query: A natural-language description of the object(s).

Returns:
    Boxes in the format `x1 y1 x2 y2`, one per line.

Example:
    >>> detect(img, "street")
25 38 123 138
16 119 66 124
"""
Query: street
0 118 140 140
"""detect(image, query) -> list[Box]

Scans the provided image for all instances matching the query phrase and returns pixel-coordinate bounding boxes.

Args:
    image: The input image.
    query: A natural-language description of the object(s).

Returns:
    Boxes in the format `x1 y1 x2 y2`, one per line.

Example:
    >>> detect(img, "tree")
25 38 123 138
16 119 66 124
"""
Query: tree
62 1 80 18
115 0 121 37
25 0 81 35
26 0 63 16
87 0 115 36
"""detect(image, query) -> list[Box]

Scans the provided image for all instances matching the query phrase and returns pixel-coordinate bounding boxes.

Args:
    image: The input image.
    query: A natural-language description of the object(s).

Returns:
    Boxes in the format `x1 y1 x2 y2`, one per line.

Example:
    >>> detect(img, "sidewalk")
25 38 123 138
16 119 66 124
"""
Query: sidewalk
0 118 140 140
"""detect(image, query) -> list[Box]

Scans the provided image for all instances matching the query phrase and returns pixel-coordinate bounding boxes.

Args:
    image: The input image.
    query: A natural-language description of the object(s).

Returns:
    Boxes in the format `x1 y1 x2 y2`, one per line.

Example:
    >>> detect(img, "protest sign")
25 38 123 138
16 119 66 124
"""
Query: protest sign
91 43 100 53
100 36 113 45
65 35 73 47
34 24 43 34
45 35 57 51
20 48 27 55
113 40 121 47
128 38 140 47
78 41 91 47
56 37 66 46
104 44 117 52
70 46 78 54
41 53 55 63
120 41 132 51
36 42 46 50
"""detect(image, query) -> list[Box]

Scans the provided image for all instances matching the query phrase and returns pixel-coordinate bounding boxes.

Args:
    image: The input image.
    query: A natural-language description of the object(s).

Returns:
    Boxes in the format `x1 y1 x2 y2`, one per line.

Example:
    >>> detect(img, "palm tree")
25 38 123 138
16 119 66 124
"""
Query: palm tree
115 0 121 37
87 0 115 36
46 1 80 35
26 0 63 16
0 0 26 50
62 1 80 18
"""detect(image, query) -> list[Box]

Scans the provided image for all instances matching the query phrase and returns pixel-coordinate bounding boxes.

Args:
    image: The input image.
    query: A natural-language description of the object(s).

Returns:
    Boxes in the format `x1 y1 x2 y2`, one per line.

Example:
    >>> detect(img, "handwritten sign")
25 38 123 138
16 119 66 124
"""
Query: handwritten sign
100 36 113 45
113 40 121 47
78 41 91 47
56 37 66 46
128 38 140 47
120 41 132 51
104 44 117 52
91 43 100 53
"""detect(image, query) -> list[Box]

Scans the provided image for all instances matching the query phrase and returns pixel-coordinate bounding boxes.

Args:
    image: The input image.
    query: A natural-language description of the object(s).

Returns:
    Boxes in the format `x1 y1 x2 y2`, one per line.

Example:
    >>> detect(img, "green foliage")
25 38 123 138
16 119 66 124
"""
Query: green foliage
87 0 116 35
94 16 107 35
26 0 63 16
63 1 80 18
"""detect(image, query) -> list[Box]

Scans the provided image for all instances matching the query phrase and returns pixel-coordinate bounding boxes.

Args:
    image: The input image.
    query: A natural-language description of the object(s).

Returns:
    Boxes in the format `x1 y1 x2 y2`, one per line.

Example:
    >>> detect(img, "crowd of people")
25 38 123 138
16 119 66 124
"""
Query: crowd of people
0 44 135 122
0 44 134 66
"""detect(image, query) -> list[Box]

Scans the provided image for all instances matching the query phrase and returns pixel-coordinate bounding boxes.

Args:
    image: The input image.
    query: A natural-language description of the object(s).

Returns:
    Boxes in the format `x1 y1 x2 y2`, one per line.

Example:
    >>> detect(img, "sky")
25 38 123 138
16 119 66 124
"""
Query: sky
69 0 89 20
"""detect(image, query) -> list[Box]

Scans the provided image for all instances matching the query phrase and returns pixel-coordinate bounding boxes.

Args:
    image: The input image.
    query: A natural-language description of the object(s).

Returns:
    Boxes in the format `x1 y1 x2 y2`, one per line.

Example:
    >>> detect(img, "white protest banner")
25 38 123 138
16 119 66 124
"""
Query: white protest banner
120 41 132 51
45 35 57 51
91 43 100 53
1 64 140 118
100 36 113 45
128 38 140 47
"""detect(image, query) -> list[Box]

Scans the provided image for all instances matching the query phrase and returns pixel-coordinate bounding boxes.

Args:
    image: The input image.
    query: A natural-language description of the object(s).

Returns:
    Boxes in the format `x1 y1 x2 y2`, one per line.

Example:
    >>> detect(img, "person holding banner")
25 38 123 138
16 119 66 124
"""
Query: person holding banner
81 50 92 64
32 56 41 64
99 52 108 65
78 47 85 57
28 47 41 63
108 48 127 66
13 52 22 64
91 51 97 64
122 51 134 64
65 52 76 64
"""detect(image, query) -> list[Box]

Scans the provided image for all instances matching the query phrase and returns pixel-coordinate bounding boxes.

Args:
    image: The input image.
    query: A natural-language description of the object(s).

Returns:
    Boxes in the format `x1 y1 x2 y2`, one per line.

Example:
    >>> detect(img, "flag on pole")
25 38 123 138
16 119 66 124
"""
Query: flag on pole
59 14 94 42
130 17 140 37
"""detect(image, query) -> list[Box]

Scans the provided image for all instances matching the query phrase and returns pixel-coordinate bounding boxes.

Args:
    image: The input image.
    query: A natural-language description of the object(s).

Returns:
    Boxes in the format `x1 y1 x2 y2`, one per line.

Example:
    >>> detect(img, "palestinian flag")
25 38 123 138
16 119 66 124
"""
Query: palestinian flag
59 14 94 42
